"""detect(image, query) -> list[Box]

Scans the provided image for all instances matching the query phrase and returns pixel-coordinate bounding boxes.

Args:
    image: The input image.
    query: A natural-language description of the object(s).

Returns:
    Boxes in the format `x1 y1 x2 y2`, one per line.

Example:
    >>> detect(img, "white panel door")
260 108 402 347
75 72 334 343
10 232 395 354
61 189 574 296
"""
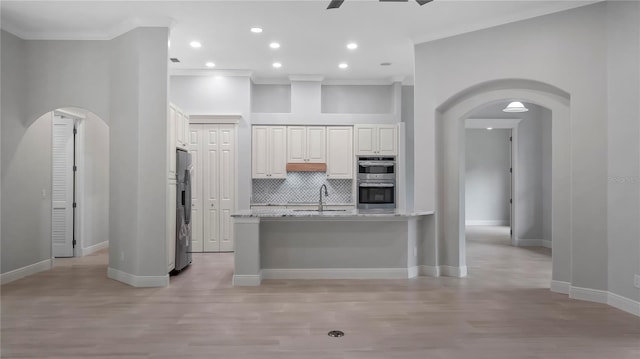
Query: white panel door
326 127 353 179
252 126 269 178
203 126 220 252
306 127 326 163
355 125 376 156
218 125 236 252
52 115 74 258
269 127 288 178
377 125 397 155
287 126 306 163
188 127 203 252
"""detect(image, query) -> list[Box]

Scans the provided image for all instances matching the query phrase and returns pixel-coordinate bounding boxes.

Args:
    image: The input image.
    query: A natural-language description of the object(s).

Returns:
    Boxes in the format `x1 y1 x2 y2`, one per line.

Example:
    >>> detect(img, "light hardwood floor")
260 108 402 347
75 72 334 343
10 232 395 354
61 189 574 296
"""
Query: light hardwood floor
2 226 639 358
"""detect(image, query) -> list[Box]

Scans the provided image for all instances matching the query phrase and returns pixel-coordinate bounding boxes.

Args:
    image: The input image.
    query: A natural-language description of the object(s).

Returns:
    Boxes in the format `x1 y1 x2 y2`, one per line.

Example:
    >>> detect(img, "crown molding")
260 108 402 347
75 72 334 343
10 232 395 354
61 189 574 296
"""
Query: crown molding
288 75 325 82
170 69 253 77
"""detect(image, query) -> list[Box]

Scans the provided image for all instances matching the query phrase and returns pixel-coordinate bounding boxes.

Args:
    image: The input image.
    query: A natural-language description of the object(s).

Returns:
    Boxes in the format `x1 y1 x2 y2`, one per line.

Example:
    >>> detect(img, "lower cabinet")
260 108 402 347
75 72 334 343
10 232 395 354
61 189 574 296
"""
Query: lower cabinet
188 124 237 252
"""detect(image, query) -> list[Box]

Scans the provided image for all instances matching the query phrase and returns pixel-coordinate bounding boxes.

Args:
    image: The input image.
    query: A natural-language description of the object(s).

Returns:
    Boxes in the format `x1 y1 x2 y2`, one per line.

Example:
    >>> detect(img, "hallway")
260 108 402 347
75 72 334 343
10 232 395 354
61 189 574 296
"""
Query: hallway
1 229 638 359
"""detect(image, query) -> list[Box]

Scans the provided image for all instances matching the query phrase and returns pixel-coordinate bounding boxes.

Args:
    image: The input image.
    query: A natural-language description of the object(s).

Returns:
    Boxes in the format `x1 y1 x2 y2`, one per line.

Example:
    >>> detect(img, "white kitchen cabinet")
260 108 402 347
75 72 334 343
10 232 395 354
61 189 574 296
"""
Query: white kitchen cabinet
189 124 237 252
252 126 287 178
286 126 326 163
167 179 176 272
354 124 397 156
326 126 353 179
168 106 177 179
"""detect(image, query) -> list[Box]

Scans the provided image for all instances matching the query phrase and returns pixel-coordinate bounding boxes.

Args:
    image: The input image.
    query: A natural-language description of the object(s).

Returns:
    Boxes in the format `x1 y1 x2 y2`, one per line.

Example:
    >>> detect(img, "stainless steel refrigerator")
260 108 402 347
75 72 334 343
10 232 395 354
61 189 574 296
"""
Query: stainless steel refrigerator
175 148 192 272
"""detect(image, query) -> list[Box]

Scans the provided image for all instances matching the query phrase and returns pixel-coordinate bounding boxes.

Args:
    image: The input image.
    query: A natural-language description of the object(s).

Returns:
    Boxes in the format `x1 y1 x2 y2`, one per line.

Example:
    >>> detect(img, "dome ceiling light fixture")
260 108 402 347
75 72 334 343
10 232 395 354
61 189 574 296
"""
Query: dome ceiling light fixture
328 0 433 10
502 101 529 113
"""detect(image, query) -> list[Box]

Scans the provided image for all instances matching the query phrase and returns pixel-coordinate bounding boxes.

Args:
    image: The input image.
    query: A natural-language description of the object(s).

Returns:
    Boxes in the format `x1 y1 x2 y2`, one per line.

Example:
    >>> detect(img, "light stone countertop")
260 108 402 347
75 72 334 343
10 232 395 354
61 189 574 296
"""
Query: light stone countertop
232 208 434 218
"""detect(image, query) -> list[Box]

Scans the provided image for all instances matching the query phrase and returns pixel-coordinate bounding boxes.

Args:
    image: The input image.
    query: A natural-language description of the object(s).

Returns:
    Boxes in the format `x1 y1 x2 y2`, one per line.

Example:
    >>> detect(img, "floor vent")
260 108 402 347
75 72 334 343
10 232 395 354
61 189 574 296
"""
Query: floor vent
328 330 344 337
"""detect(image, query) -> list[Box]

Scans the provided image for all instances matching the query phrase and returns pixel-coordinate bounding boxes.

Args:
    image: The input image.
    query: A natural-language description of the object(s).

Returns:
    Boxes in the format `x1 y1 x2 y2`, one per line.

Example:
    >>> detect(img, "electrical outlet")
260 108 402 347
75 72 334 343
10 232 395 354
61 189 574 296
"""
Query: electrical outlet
634 274 640 289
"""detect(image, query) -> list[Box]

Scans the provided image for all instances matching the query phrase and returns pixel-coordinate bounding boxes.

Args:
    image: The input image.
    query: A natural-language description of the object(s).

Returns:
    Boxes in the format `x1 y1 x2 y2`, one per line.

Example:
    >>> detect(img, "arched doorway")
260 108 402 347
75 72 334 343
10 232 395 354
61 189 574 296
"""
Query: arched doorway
434 79 572 290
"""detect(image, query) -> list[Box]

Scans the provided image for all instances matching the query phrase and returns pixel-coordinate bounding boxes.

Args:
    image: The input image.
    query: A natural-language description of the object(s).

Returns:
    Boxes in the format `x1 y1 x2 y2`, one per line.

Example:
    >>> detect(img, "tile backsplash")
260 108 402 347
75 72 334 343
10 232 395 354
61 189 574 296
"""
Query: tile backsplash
252 172 353 204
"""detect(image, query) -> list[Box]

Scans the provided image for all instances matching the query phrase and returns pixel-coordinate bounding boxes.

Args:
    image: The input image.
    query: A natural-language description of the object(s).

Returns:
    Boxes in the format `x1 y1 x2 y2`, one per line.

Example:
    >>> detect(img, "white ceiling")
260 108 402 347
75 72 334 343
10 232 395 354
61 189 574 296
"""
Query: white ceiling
1 0 597 83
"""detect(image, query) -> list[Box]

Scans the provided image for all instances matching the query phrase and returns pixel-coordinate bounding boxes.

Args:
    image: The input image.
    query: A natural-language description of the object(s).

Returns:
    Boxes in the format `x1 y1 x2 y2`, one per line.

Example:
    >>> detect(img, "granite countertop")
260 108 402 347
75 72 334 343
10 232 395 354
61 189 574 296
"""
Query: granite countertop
232 208 434 218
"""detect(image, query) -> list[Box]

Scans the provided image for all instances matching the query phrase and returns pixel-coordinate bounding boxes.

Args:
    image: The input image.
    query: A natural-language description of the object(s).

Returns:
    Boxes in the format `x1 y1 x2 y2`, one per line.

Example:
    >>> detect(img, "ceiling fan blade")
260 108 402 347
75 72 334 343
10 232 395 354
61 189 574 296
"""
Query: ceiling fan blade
416 0 434 5
327 0 344 9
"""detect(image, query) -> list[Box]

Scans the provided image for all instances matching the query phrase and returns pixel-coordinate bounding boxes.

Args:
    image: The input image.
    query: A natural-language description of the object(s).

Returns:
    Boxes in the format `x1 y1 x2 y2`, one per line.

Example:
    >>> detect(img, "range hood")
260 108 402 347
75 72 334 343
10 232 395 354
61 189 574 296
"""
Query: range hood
286 163 327 172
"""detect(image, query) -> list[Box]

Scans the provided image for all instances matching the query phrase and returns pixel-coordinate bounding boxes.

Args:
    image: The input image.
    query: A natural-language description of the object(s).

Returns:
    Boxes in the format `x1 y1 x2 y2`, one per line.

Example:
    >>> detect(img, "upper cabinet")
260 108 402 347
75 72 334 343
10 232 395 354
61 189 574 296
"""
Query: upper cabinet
252 126 287 179
287 126 326 163
168 103 190 179
354 124 397 156
326 127 353 179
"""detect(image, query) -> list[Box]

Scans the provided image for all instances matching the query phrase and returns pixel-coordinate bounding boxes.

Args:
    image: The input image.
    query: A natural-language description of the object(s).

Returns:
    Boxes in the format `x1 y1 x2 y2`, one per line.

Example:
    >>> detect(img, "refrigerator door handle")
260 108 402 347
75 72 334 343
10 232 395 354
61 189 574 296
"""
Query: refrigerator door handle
184 169 192 225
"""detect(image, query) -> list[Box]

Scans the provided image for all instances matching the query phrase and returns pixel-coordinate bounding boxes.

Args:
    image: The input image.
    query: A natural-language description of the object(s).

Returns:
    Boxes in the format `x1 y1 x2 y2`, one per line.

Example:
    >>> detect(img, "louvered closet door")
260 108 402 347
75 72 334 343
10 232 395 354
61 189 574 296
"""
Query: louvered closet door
203 126 220 252
52 115 75 257
188 127 204 252
218 125 235 252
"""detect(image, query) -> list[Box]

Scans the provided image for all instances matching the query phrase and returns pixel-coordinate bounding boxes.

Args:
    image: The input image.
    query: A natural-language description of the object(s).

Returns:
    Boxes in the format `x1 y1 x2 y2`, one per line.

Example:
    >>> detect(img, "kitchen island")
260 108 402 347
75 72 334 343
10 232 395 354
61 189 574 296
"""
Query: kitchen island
231 209 436 286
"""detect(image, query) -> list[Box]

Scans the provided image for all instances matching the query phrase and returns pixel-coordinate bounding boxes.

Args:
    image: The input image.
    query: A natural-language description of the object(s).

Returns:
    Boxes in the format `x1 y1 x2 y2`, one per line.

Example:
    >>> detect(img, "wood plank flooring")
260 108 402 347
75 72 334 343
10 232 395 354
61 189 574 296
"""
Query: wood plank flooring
2 226 639 358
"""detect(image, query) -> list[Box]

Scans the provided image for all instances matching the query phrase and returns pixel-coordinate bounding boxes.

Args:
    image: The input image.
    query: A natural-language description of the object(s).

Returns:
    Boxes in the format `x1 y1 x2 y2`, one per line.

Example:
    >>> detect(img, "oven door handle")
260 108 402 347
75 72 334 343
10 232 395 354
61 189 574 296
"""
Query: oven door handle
358 183 395 188
358 161 395 167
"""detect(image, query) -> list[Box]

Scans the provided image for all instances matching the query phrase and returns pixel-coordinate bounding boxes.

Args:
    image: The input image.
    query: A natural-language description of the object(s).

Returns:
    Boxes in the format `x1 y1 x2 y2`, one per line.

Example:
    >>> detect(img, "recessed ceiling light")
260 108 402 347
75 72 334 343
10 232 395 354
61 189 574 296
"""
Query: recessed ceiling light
347 43 358 50
269 42 281 49
250 27 263 33
487 127 493 130
190 41 202 48
272 62 282 68
338 63 348 69
206 62 215 68
380 62 392 66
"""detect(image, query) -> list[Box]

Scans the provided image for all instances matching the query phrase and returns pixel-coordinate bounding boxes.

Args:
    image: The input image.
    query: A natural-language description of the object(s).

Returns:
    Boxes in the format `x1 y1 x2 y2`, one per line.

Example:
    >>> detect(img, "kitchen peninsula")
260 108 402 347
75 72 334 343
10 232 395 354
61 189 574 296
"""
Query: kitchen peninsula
231 209 435 286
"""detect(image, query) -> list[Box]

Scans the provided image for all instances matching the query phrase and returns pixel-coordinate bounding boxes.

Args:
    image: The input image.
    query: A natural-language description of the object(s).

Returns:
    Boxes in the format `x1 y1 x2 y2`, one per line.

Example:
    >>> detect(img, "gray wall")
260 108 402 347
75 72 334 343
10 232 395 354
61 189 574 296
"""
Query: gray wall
321 85 393 114
541 107 553 245
606 2 640 301
401 86 415 211
464 129 510 225
81 113 110 250
1 28 170 284
414 1 638 302
251 84 291 113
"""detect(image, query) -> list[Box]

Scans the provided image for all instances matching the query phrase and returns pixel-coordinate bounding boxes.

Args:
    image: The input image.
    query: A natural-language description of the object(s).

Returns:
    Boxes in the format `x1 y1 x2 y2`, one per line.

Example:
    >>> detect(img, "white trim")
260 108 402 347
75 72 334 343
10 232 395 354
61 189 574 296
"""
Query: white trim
232 274 263 286
465 118 522 129
188 114 242 124
54 109 87 120
408 266 419 278
288 75 324 82
170 69 253 77
1 259 53 285
81 241 109 256
550 280 570 294
107 267 169 288
419 265 440 277
542 240 552 249
261 268 411 280
569 286 608 304
440 265 468 278
465 220 510 226
515 238 544 247
607 292 640 317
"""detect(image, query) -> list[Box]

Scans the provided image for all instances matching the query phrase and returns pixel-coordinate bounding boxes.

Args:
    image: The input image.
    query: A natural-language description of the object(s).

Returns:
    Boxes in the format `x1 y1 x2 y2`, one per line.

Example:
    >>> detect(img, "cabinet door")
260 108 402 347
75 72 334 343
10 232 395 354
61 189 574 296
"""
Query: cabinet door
355 125 376 156
252 126 269 178
287 126 306 163
218 125 236 252
168 107 177 179
188 127 204 252
306 127 326 163
269 126 288 178
203 126 220 252
326 127 353 179
377 125 397 155
175 110 185 148
167 180 176 272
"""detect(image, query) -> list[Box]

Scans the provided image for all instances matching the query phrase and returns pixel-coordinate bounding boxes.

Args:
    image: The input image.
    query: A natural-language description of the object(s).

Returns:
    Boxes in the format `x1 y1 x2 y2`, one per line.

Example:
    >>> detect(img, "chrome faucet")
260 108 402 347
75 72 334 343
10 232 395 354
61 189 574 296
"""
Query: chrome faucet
319 184 329 211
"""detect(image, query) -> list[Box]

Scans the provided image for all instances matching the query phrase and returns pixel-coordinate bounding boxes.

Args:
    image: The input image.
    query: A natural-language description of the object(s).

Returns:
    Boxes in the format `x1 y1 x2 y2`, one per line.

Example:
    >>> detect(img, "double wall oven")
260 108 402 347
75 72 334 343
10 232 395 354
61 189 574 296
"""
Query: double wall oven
357 157 396 209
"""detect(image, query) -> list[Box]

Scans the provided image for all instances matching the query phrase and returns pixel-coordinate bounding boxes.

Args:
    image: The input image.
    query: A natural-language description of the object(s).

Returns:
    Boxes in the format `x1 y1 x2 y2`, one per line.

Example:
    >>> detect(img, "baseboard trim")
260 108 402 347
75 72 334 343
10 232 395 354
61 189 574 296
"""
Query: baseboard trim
465 220 509 226
515 238 544 247
440 265 468 278
408 266 419 278
550 280 570 294
233 274 263 286
1 259 53 285
107 267 169 288
419 265 440 277
81 241 109 256
607 292 640 317
542 240 552 249
569 285 608 304
261 268 411 280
